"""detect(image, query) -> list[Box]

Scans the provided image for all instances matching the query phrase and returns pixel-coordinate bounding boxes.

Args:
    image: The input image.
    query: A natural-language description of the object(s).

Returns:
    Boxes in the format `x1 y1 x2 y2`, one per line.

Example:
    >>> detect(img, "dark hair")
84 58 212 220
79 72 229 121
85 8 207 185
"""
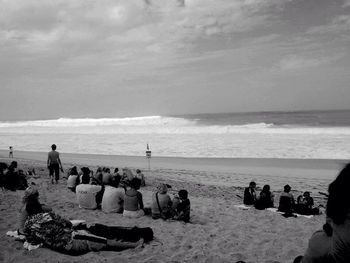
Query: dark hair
323 222 333 237
114 168 119 173
178 189 188 200
326 163 350 225
105 168 110 173
81 173 90 184
284 184 291 192
249 181 256 187
262 185 270 192
136 169 141 173
110 176 121 188
70 166 78 175
130 178 141 190
81 167 90 176
51 144 57 150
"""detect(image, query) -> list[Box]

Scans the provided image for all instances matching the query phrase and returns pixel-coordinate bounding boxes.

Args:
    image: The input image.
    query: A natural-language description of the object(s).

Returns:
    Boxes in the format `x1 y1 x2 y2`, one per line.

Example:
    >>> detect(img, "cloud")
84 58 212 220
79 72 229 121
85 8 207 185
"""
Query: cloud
278 55 340 71
306 15 350 34
343 0 350 7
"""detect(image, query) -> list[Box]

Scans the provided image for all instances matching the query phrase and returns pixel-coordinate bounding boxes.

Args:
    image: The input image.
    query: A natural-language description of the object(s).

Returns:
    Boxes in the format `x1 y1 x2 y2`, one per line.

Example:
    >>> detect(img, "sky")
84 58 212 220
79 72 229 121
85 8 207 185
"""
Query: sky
0 0 350 121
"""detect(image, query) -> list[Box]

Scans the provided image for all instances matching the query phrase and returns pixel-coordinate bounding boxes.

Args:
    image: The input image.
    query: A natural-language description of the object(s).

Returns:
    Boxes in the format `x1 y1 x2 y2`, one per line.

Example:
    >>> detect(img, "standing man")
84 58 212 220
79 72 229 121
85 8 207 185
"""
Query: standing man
9 146 13 158
47 144 63 184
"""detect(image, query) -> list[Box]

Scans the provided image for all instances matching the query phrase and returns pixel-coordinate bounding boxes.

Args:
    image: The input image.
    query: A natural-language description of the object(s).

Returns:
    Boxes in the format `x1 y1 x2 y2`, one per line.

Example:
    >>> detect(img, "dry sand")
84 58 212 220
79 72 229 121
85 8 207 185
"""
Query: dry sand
0 150 347 263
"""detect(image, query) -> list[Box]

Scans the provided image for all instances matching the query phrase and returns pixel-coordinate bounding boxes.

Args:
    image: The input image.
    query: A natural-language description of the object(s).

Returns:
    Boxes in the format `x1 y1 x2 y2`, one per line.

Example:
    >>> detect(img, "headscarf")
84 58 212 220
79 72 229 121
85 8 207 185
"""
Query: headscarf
22 185 39 204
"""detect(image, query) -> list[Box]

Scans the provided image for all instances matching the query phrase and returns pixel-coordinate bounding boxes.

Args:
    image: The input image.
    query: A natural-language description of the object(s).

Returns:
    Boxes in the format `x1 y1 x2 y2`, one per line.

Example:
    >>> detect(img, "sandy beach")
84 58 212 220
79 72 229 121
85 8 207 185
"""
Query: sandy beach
0 150 347 263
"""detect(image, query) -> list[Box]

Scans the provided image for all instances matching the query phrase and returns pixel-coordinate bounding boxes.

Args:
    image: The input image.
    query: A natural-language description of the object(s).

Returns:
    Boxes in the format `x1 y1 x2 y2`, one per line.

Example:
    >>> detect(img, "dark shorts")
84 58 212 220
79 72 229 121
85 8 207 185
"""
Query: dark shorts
49 163 60 181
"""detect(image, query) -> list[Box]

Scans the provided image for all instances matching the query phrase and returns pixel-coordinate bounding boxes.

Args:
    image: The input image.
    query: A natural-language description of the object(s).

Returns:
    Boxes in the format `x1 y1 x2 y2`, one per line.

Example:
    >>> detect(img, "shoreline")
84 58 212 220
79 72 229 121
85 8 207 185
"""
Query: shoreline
0 149 345 262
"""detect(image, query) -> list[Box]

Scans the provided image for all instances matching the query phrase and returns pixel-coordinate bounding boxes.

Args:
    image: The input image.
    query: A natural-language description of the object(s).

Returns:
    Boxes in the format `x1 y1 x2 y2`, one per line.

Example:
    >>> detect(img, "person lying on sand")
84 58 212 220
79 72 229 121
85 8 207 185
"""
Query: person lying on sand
24 212 153 255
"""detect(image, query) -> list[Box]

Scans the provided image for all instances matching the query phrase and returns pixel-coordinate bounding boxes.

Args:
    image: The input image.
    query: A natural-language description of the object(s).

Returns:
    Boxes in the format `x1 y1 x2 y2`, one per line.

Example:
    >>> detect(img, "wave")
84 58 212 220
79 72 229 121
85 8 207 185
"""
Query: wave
0 116 196 127
1 117 350 135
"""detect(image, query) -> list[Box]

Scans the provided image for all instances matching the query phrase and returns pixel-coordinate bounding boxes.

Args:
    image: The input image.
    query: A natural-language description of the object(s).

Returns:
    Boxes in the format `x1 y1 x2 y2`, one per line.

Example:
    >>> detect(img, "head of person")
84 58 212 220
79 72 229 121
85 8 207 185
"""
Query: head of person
178 189 188 200
326 163 350 225
22 185 39 204
284 184 291 193
51 144 57 150
114 168 119 173
157 183 168 194
303 191 310 198
81 167 91 177
105 168 110 173
81 173 90 184
136 169 141 174
0 162 8 174
262 185 270 192
249 181 256 189
10 161 18 169
110 176 121 188
130 178 141 190
70 166 78 175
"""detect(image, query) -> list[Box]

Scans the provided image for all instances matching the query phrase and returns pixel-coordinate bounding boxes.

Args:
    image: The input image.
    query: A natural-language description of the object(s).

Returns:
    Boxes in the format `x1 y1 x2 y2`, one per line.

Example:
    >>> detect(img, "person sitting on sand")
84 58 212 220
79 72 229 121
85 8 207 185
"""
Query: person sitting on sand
91 167 103 185
323 163 350 262
295 191 319 215
121 168 135 187
151 183 173 220
293 218 333 263
23 211 153 255
102 167 112 185
17 169 28 190
101 175 125 213
254 184 274 210
278 184 295 214
76 168 104 210
0 162 8 190
4 161 20 191
243 181 257 205
112 168 121 186
67 166 80 193
136 169 146 187
18 185 52 234
172 189 191 222
123 178 144 218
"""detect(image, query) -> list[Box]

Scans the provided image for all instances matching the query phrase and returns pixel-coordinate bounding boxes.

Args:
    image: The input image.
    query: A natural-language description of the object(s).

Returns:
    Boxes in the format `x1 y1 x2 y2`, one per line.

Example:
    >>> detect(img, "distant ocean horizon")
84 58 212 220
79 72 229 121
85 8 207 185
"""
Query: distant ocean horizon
1 109 350 159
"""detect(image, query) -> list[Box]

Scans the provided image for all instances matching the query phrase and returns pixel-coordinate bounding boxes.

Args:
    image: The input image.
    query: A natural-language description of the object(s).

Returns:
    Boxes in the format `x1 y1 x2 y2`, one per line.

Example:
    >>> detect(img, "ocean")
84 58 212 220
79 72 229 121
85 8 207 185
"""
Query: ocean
0 110 350 159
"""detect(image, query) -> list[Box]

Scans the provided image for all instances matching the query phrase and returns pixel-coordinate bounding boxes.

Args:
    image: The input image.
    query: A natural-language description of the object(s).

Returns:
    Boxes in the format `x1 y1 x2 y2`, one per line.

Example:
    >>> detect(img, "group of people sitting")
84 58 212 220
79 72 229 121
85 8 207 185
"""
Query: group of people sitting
243 181 319 216
18 185 153 255
67 166 191 222
0 161 30 191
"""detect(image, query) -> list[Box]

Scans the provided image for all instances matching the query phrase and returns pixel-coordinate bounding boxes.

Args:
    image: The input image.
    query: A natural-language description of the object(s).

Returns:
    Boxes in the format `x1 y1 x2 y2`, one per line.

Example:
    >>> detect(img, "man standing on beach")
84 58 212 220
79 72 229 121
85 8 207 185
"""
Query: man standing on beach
47 144 64 184
9 146 13 158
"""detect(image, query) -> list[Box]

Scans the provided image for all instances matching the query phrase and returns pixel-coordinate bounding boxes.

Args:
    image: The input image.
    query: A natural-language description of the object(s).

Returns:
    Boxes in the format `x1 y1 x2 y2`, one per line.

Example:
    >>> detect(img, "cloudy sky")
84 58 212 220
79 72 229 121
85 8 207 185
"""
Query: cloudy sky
0 0 349 120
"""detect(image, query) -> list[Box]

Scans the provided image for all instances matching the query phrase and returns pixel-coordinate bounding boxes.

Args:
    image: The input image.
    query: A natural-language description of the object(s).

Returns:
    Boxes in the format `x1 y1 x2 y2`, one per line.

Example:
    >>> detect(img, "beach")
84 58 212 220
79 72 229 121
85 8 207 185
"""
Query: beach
0 150 347 263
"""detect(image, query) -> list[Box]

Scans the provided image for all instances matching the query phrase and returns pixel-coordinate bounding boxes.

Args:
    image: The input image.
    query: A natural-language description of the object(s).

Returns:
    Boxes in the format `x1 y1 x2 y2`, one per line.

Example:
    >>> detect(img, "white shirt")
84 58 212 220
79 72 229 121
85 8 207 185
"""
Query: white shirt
101 185 124 213
76 184 102 209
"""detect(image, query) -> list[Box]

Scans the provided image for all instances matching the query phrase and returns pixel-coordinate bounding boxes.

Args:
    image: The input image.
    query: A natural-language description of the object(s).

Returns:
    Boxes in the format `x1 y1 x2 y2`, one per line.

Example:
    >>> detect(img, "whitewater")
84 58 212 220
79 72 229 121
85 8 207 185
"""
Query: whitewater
1 113 350 159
